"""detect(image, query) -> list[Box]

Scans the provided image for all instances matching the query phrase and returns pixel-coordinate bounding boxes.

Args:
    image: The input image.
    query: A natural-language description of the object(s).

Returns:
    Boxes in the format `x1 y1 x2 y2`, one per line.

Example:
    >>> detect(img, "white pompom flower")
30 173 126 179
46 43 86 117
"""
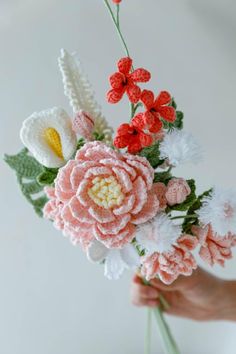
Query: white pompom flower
136 213 181 254
197 187 236 235
20 107 77 168
87 240 140 280
159 129 202 167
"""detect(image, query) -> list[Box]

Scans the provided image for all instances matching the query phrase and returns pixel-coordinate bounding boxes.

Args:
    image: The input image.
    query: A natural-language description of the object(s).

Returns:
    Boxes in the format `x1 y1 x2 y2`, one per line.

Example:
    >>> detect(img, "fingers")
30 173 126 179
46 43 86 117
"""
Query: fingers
131 275 160 308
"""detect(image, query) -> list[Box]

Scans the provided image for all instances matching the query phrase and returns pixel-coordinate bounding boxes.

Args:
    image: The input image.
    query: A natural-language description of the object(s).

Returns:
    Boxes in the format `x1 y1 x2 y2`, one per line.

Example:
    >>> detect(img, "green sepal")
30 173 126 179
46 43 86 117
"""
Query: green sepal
37 168 58 186
139 142 165 169
167 179 196 211
162 98 184 131
93 132 105 141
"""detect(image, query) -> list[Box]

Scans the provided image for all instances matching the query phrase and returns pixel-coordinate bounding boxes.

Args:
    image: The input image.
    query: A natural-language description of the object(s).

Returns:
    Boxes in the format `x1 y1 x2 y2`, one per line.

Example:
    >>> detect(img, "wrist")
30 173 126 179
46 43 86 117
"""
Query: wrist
219 280 236 321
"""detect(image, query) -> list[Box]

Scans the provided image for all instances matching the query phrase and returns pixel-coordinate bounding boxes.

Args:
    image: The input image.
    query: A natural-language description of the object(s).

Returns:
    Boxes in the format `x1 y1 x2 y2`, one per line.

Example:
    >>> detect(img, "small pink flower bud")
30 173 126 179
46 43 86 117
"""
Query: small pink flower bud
73 110 94 140
165 178 191 206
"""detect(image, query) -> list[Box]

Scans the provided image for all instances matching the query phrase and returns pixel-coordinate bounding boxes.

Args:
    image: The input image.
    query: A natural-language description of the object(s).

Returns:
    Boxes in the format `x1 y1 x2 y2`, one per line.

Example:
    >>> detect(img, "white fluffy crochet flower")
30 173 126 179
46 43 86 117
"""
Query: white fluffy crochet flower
87 240 139 280
198 187 236 235
20 107 77 168
159 129 202 167
136 213 181 254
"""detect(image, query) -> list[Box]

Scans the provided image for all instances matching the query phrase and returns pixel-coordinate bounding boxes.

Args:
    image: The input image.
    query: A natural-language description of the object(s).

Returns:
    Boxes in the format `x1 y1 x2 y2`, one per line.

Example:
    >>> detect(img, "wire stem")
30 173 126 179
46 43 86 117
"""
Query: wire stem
170 214 198 220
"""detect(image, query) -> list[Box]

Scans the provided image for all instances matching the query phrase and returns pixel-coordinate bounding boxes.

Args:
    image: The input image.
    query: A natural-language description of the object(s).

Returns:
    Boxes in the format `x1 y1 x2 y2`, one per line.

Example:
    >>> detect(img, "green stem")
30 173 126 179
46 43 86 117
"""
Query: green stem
170 214 198 221
103 0 131 57
145 309 152 354
153 307 181 354
116 4 120 28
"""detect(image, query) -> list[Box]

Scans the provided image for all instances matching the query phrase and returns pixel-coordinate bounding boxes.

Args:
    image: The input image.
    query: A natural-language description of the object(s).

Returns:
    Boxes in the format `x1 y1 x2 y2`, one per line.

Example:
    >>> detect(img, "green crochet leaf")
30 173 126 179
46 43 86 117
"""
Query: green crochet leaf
4 148 44 179
167 179 196 211
153 170 172 184
139 142 165 169
182 188 213 233
4 149 48 217
162 98 184 131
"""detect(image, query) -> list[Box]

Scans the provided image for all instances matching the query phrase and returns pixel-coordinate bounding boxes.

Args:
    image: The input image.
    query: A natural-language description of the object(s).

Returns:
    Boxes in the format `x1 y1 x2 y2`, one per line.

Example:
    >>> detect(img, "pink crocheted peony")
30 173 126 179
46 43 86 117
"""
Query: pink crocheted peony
44 141 160 248
165 178 191 206
192 224 236 266
141 234 198 284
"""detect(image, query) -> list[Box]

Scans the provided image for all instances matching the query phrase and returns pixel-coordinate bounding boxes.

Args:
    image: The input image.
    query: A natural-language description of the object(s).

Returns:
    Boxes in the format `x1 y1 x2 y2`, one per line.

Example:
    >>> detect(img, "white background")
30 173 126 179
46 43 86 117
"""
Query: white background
0 0 236 353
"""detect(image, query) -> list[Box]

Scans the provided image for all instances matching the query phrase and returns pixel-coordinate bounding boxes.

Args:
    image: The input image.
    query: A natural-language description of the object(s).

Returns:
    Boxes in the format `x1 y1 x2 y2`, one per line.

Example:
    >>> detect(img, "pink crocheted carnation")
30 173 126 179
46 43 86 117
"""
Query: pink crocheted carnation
72 110 94 140
141 234 198 284
44 141 160 249
165 178 191 206
192 224 236 266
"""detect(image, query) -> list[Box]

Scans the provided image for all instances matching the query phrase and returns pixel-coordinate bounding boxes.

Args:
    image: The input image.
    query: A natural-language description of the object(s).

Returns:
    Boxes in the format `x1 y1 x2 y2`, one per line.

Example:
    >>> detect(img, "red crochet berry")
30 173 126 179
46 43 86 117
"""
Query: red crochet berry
114 123 152 153
139 90 176 132
113 0 122 3
107 57 151 104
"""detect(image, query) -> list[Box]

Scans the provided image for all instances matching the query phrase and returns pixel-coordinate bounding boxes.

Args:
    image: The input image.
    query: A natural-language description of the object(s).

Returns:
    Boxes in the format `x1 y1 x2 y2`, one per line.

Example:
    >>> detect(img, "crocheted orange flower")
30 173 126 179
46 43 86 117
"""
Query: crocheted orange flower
134 89 176 133
107 57 151 104
114 123 152 153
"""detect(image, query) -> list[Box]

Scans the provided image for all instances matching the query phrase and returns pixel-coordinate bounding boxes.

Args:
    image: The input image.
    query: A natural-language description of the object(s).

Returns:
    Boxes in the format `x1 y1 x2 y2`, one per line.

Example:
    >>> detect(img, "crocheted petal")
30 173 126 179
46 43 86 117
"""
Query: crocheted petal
70 162 97 190
62 204 92 231
76 178 91 206
132 113 146 130
94 223 135 249
149 115 163 133
89 205 115 223
139 131 153 147
114 135 129 149
120 244 140 268
125 159 154 190
87 239 108 263
112 167 133 193
113 195 135 216
126 84 141 104
100 158 137 180
177 234 198 251
84 166 112 179
199 245 214 266
155 91 172 106
159 270 178 285
104 250 126 280
141 90 155 110
192 225 209 245
97 214 131 235
117 57 132 75
77 141 120 161
109 72 125 89
158 106 176 123
69 196 94 224
132 192 159 225
127 138 142 154
131 69 151 83
131 176 148 214
107 88 125 104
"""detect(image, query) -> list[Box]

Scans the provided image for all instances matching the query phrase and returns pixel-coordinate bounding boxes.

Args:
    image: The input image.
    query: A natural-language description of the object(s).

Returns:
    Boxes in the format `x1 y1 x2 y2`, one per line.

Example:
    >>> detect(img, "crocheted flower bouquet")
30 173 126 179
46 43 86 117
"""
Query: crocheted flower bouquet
5 1 236 353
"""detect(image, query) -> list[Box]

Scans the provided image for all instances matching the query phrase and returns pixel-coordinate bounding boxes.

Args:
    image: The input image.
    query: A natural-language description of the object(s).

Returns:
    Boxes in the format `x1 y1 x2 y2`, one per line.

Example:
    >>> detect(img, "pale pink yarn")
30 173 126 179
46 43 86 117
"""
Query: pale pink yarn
44 141 160 248
141 234 198 284
165 178 191 206
192 224 236 266
72 110 94 140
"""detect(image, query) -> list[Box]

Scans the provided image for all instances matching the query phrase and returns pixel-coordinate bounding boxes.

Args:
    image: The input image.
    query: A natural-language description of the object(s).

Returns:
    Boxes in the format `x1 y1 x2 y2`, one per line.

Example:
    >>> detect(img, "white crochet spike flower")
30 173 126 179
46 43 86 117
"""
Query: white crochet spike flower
136 213 181 254
87 240 139 280
159 129 202 167
58 49 113 145
20 107 77 168
198 187 236 235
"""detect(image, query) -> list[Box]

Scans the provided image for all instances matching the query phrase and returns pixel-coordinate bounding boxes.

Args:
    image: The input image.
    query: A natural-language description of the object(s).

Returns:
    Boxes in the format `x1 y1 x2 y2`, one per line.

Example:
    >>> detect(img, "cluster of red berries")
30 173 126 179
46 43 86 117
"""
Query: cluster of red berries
107 57 176 153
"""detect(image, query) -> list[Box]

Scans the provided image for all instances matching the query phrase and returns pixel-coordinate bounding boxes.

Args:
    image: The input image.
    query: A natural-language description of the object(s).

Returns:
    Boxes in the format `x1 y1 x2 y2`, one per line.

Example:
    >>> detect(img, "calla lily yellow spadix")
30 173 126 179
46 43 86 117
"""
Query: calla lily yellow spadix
20 107 77 168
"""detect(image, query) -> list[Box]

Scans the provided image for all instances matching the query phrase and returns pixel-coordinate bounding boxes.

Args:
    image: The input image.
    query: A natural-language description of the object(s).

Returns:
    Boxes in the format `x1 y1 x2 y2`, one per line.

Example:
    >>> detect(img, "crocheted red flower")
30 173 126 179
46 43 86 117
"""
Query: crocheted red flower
107 57 151 104
136 90 176 133
113 0 122 3
114 123 152 153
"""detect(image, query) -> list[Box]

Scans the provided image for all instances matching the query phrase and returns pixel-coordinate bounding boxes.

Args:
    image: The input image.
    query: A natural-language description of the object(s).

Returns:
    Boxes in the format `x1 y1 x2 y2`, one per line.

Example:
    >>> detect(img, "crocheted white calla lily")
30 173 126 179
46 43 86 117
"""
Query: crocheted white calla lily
20 107 77 168
87 240 139 280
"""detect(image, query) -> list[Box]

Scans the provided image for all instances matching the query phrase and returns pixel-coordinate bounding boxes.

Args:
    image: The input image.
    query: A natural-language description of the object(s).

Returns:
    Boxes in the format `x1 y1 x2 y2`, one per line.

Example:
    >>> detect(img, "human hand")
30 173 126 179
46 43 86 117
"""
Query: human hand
131 268 236 321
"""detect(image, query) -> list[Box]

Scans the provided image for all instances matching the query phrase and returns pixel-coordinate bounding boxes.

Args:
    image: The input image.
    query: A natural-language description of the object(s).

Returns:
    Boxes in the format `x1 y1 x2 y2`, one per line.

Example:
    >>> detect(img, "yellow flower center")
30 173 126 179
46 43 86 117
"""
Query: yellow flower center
44 127 63 158
88 176 124 209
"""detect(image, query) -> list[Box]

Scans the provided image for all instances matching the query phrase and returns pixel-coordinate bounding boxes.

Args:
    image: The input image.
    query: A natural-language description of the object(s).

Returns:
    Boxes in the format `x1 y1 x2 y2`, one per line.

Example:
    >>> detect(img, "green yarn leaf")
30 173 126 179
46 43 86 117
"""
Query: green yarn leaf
153 170 172 184
37 168 58 186
167 179 196 211
4 149 48 217
139 142 165 169
162 98 184 131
